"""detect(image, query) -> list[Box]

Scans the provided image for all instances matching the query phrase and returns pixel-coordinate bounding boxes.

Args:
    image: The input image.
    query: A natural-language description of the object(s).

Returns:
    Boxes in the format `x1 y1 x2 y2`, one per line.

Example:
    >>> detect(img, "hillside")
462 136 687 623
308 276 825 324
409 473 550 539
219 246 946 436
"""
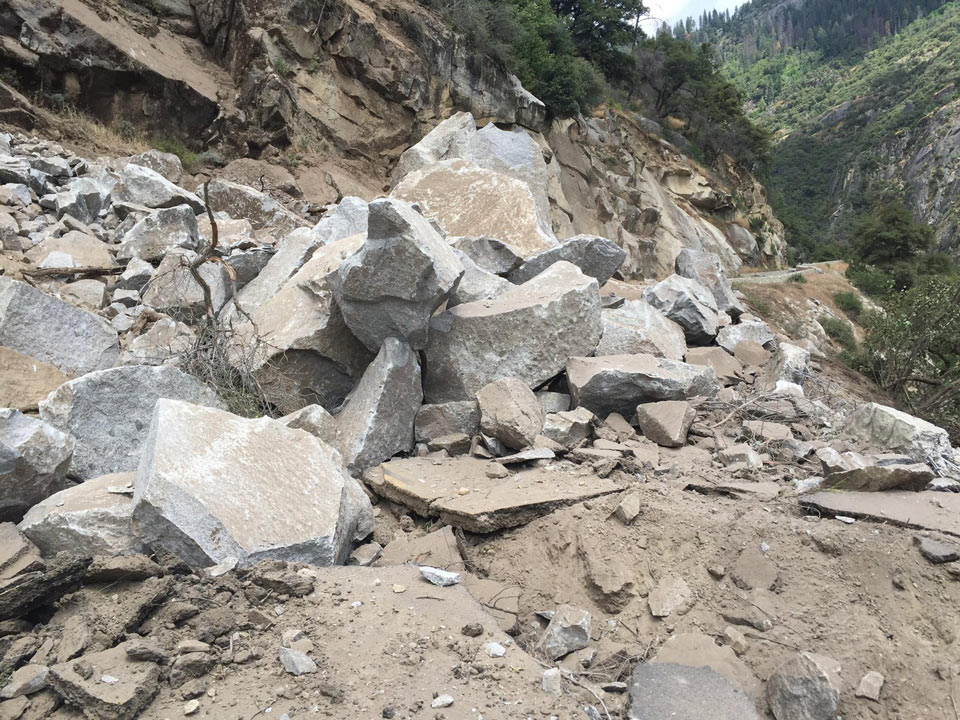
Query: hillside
694 0 960 261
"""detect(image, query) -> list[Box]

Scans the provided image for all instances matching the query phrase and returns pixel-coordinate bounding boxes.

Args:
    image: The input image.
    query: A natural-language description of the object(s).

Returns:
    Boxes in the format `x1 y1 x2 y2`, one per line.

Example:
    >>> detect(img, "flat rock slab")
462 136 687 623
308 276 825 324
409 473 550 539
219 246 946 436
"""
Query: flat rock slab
627 663 761 720
800 491 960 537
363 457 619 533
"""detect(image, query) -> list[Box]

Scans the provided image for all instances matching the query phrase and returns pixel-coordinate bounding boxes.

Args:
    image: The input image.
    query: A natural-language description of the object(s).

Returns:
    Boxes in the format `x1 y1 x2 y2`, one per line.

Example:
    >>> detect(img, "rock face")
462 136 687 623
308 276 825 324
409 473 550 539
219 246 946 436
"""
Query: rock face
643 274 722 344
0 409 73 522
393 159 555 259
844 402 953 463
766 652 841 720
508 235 626 285
18 472 142 556
332 198 464 352
332 338 423 475
567 355 718 417
0 277 118 376
675 249 744 318
133 400 373 568
635 401 696 448
39 366 222 481
477 378 545 451
424 262 602 402
414 401 481 442
595 300 687 360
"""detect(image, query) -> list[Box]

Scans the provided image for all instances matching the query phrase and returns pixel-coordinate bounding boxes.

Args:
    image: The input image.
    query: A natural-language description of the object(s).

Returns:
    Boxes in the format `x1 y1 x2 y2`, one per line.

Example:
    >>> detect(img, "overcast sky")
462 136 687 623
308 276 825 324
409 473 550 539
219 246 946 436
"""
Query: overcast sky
642 0 746 31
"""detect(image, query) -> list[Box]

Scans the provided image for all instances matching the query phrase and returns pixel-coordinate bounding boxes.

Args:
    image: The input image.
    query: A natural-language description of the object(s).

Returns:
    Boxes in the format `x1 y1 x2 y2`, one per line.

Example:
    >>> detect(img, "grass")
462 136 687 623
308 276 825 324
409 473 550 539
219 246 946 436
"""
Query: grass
150 136 201 174
833 290 863 319
788 273 807 284
272 56 292 76
819 314 857 351
55 106 150 153
740 288 772 316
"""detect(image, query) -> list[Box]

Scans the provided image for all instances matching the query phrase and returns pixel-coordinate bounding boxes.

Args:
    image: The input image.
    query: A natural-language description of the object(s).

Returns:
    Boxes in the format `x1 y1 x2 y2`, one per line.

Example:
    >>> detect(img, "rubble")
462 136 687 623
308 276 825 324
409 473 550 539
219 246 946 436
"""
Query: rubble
0 409 73 522
536 605 591 660
765 652 841 720
635 400 696 448
675 248 745 319
477 378 545 450
424 261 602 401
567 354 717 417
133 400 373 567
39 365 222 480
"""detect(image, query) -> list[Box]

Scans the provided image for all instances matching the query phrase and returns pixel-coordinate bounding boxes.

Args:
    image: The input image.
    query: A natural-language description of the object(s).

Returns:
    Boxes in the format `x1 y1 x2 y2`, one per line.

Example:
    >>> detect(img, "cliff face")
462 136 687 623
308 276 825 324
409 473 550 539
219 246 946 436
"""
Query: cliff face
0 0 785 277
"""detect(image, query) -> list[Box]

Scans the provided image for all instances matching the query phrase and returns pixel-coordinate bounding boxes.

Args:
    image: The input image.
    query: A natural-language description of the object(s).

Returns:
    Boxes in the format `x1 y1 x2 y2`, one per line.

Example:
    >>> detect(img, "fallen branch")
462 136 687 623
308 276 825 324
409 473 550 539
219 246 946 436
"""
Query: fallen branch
21 265 124 279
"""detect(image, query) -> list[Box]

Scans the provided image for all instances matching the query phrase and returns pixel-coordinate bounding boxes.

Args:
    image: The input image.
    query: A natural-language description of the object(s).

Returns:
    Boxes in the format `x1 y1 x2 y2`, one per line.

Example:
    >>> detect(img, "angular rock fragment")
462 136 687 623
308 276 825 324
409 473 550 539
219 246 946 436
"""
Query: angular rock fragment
133 400 373 567
0 553 90 619
596 299 687 360
40 365 222 480
643 274 722 344
0 663 48 699
766 652 841 720
332 198 464 351
0 409 73 522
450 236 523 275
844 402 953 464
686 347 744 386
116 206 200 261
0 347 71 412
19 473 143 557
508 234 625 285
541 407 595 449
331 337 422 474
913 535 959 563
0 277 118 375
733 339 773 366
635 401 696 448
425 261 601 402
536 605 591 660
117 257 154 291
114 164 203 212
856 671 884 702
648 576 693 618
718 319 777 354
448 252 511 307
123 149 183 183
415 401 480 443
675 249 745 319
201 178 305 234
743 420 793 443
25 231 115 271
278 647 316 676
761 343 811 389
280 405 338 446
477 378 544 451
824 458 934 492
567 354 717 418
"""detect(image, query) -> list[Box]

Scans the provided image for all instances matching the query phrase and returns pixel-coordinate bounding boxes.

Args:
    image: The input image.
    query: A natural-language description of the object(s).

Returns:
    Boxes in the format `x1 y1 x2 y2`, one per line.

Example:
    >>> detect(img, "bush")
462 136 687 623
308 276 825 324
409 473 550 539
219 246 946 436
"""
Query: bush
272 56 291 76
151 137 200 175
819 315 857 351
788 273 807 284
833 291 863 318
846 264 895 299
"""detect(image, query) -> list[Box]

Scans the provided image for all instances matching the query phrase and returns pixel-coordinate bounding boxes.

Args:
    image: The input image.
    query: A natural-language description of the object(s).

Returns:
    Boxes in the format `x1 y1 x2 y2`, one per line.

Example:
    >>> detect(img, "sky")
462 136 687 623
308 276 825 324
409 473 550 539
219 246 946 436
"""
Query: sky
641 0 746 32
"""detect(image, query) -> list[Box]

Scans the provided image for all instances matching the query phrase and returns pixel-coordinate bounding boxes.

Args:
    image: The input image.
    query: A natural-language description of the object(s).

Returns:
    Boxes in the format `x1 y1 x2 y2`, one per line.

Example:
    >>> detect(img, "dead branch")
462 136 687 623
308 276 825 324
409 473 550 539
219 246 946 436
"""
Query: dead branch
21 265 124 280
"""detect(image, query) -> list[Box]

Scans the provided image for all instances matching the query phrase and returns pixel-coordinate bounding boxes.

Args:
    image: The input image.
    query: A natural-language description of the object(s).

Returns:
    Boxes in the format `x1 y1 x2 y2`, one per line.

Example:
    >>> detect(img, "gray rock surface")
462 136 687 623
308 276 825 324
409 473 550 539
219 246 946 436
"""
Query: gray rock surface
627 663 761 720
331 337 423 475
477 378 545 451
567 354 718 418
541 407 595 449
414 401 481 442
113 164 203 212
332 198 464 351
596 299 687 360
117 257 155 291
39 365 222 481
280 405 339 447
535 605 591 660
201 178 305 234
717 319 777 354
0 409 73 522
766 652 841 720
116 206 200 261
508 234 626 286
450 236 523 275
675 249 744 319
424 261 601 402
133 399 373 568
0 277 119 375
141 248 232 320
18 472 143 556
844 402 953 463
643 274 722 345
448 252 511 307
913 535 959 563
635 401 696 448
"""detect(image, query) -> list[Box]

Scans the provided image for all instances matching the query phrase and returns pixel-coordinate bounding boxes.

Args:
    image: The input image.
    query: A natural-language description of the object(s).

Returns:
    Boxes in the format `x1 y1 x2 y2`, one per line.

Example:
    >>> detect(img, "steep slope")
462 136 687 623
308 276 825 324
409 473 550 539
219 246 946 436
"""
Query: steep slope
0 0 785 277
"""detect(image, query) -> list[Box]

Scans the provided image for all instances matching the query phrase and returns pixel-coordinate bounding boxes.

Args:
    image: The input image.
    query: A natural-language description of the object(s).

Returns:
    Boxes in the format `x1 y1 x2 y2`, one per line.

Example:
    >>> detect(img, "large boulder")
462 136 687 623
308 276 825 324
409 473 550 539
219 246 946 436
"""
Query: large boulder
392 159 555 259
331 338 423 475
0 409 73 522
567 354 718 418
24 231 116 271
331 198 464 352
113 164 204 212
18 472 143 556
675 249 744 319
39 366 222 481
716 319 777 354
414 401 481 443
596 299 687 360
424 261 602 402
198 178 306 234
240 233 371 413
0 277 118 376
844 402 953 464
133 399 373 568
507 235 626 286
685 347 744 386
116 206 200 261
477 378 545 451
643 274 722 344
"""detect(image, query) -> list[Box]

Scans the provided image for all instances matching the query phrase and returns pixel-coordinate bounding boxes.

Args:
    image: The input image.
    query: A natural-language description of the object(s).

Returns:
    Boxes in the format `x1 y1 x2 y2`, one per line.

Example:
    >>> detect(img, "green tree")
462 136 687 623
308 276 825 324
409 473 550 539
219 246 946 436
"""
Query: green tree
852 199 934 266
549 0 646 81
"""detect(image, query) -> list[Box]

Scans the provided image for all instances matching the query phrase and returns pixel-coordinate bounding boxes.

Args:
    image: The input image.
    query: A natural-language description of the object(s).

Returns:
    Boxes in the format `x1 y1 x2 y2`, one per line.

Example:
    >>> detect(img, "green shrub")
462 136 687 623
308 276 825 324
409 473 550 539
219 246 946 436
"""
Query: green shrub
151 137 200 174
272 56 291 76
833 291 863 318
846 264 895 299
819 315 857 351
788 273 807 284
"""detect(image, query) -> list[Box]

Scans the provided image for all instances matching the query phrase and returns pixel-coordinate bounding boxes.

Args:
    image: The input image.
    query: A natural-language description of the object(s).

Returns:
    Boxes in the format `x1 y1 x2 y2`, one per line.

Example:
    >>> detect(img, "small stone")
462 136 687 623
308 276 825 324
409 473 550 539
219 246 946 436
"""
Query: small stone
419 566 461 587
484 642 506 658
601 681 628 693
277 647 316 676
723 627 749 656
836 515 856 525
461 623 483 637
431 694 454 708
183 699 200 715
382 708 396 719
0 664 48 698
614 493 641 525
648 576 693 618
856 671 884 702
392 584 406 593
348 542 384 567
914 535 960 564
535 605 591 660
541 667 562 696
